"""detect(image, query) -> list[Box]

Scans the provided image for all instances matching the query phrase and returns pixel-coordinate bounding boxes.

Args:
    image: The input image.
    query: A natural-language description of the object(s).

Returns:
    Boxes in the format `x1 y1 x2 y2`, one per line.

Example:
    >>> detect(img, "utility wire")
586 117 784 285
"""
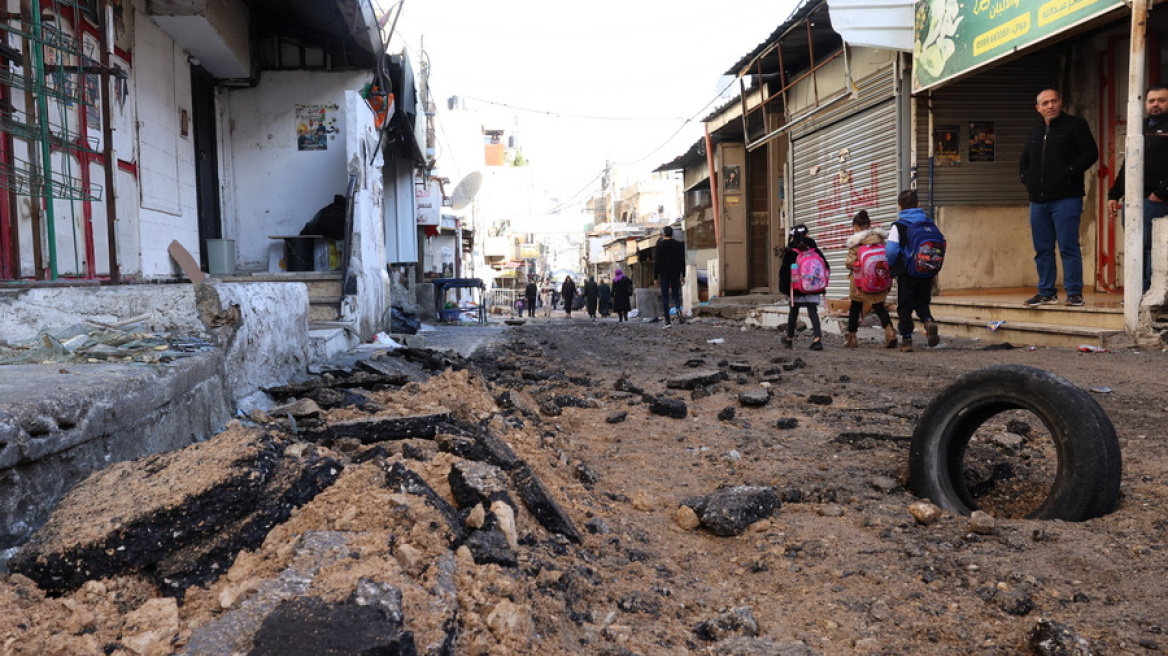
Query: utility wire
431 89 689 122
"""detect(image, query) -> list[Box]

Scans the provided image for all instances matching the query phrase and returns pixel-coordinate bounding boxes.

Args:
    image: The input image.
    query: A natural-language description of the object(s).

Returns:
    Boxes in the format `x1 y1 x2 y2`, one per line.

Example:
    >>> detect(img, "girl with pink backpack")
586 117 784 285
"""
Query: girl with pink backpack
843 210 897 348
778 224 830 350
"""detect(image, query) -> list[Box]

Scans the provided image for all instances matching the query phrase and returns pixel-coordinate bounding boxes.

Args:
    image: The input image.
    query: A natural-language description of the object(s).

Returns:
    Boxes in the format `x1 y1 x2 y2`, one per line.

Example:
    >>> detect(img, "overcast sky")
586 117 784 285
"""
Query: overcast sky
386 0 801 209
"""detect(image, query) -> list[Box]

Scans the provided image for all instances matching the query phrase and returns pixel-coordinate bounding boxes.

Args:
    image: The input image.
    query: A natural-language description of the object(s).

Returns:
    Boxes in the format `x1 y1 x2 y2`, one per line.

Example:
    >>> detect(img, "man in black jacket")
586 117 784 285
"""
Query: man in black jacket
1107 85 1168 293
655 225 686 326
1019 88 1098 307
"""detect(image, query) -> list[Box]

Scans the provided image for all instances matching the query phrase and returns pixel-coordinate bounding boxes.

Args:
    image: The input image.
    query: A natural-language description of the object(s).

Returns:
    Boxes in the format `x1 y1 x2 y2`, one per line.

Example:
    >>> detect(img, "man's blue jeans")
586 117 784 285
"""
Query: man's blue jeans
1029 197 1083 297
660 275 682 321
1123 198 1168 292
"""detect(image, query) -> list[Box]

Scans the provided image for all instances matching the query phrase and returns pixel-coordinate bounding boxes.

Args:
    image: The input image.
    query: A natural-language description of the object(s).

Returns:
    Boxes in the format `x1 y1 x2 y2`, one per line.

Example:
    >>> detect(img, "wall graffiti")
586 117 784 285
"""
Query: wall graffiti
813 162 882 250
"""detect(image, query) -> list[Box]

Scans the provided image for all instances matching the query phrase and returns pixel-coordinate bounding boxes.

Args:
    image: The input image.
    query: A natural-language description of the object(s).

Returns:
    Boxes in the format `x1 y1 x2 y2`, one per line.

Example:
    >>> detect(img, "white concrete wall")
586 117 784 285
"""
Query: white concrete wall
222 70 364 271
342 89 391 338
135 13 200 277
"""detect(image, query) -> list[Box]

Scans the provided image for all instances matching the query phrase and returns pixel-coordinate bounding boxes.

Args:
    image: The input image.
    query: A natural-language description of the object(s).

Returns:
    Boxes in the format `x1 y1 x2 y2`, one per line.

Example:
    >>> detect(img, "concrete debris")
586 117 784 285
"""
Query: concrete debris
0 323 213 365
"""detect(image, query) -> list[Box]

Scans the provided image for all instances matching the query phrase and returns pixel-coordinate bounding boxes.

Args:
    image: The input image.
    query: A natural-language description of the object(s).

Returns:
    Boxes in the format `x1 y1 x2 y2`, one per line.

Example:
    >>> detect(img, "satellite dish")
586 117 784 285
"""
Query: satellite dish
450 171 483 210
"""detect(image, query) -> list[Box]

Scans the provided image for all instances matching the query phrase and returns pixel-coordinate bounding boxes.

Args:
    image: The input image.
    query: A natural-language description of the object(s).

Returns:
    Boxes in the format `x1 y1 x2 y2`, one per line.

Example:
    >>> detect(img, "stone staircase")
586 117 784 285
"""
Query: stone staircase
221 272 360 360
926 293 1127 349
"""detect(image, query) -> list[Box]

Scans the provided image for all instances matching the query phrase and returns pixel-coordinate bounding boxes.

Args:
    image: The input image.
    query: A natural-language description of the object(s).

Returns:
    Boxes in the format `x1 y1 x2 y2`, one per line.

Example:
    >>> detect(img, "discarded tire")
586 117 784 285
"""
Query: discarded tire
909 365 1121 521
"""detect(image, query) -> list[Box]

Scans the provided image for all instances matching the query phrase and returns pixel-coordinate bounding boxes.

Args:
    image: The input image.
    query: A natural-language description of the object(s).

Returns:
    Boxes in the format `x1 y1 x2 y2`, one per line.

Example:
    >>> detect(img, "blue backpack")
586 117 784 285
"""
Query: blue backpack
895 219 946 278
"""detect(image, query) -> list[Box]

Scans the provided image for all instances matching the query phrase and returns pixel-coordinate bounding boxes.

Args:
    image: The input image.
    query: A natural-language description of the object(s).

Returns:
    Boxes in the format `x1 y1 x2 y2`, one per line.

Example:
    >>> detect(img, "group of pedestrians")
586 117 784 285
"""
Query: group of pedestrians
779 190 942 352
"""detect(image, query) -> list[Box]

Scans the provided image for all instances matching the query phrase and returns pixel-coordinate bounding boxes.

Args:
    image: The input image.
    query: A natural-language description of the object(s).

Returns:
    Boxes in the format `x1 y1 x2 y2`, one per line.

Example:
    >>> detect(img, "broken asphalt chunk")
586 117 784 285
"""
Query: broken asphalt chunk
301 412 455 444
510 464 582 544
681 486 781 537
650 397 688 419
8 429 283 595
666 369 728 390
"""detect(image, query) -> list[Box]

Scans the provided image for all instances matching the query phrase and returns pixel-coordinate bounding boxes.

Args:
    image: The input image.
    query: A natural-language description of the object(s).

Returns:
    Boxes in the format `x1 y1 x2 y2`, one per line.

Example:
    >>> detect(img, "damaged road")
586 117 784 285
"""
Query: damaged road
1 319 1167 655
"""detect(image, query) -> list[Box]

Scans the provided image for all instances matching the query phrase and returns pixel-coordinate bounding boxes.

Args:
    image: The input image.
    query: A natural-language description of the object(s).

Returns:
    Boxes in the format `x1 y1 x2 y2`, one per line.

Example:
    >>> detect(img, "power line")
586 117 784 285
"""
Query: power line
432 89 689 122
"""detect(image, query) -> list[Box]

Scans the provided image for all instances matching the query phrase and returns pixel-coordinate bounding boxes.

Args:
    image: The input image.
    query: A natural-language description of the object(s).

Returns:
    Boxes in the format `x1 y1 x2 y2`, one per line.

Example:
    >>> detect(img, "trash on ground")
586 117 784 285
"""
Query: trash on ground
1089 386 1114 394
0 322 213 365
707 338 725 344
1078 345 1107 353
987 320 1007 331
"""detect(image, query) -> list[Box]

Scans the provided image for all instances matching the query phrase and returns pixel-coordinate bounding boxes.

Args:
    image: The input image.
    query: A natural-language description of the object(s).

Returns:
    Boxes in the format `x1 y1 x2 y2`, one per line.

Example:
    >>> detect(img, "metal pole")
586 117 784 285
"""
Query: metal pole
1124 0 1149 334
101 0 120 283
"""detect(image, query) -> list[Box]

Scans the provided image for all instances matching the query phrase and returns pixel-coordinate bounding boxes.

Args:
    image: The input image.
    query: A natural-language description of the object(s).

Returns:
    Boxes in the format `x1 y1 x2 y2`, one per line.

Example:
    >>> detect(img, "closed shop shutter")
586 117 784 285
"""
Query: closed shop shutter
791 67 900 300
915 54 1059 206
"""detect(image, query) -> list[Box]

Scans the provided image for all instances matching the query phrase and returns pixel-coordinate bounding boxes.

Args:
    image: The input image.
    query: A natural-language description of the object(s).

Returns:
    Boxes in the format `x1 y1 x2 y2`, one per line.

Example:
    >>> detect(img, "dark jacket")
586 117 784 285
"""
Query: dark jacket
1019 112 1099 202
612 277 633 313
654 236 686 278
778 236 829 296
561 279 577 302
524 282 538 300
1108 114 1168 201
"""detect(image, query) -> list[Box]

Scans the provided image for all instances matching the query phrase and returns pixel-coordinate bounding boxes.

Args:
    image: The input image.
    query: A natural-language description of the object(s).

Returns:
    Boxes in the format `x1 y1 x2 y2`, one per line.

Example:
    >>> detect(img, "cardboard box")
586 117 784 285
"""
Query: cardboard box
313 239 343 271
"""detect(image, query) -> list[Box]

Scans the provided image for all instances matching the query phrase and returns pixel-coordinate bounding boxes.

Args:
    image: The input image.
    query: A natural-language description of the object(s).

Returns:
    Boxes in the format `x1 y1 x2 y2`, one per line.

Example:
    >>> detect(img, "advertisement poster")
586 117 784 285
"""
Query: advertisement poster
969 121 996 162
934 125 961 166
723 165 741 191
296 104 339 151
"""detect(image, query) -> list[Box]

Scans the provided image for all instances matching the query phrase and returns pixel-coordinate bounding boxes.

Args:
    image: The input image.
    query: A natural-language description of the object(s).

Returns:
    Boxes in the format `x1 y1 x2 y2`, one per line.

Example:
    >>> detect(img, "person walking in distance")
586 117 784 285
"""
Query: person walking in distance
524 279 538 318
598 277 612 318
844 210 897 349
886 190 943 352
1107 84 1168 294
1019 88 1099 307
583 276 599 320
655 225 686 326
611 268 633 322
561 276 577 319
778 224 829 350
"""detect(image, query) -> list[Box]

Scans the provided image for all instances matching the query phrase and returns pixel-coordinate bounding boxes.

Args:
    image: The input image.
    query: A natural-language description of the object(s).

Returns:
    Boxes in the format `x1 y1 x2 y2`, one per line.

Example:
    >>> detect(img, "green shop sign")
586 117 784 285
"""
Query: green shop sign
913 0 1123 91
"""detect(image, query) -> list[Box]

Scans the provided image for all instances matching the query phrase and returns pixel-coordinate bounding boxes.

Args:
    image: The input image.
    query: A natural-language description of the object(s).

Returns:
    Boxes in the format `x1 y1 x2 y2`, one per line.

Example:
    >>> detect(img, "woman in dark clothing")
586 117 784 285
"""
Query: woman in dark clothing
583 277 599 319
561 276 577 318
598 277 612 318
611 268 633 322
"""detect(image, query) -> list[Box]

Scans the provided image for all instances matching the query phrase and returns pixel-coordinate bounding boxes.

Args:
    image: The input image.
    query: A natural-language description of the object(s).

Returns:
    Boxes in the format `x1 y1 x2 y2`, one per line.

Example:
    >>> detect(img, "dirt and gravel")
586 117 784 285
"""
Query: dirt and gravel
1 315 1166 655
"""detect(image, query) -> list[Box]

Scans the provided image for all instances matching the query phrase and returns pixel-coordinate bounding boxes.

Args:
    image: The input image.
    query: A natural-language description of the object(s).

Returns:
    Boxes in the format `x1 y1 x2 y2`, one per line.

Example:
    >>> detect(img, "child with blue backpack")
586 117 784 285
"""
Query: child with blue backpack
886 190 944 352
844 209 897 349
778 224 830 350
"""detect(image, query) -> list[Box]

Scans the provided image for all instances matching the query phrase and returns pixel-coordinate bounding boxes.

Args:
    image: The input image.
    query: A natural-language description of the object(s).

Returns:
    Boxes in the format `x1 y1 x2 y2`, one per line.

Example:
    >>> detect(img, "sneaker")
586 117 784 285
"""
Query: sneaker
1066 295 1085 306
925 320 940 347
662 322 672 329
781 336 794 349
809 338 823 351
1024 294 1058 307
898 337 914 352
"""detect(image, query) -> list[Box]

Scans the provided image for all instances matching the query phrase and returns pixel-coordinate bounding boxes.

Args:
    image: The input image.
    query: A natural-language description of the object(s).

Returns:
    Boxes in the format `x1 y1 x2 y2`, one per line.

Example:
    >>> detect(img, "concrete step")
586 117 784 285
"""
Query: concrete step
919 314 1128 349
308 298 342 322
307 322 360 363
930 297 1123 331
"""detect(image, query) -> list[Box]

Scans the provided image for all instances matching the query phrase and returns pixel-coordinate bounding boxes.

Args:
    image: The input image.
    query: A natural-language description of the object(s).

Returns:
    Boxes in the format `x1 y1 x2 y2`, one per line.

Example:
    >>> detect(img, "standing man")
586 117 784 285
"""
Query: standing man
524 279 538 318
1019 88 1099 307
655 225 686 326
1107 84 1168 293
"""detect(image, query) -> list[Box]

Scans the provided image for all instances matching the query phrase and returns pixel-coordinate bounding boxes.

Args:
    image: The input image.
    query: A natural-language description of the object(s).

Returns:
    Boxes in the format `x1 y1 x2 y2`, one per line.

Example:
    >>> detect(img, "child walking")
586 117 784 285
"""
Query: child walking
844 209 898 348
778 224 829 350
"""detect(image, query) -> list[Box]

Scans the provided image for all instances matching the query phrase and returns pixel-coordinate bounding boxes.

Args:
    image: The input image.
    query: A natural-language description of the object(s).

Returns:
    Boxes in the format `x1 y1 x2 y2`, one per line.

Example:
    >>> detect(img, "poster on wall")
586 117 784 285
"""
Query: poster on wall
296 104 339 151
968 121 995 162
934 125 961 166
723 165 741 191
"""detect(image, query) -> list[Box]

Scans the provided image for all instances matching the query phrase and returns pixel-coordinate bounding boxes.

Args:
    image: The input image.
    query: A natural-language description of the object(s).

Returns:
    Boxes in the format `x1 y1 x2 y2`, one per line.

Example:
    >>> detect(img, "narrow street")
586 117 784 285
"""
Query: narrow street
2 316 1166 655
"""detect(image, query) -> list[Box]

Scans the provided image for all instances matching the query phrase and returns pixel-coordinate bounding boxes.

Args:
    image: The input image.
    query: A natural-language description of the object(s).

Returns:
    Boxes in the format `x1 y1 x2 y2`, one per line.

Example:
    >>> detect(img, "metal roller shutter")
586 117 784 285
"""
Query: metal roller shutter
915 54 1059 206
791 68 900 300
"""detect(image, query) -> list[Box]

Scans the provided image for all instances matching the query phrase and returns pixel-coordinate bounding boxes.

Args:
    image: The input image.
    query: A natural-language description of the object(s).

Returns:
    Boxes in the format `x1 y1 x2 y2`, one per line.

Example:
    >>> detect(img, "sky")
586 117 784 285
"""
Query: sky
384 0 802 211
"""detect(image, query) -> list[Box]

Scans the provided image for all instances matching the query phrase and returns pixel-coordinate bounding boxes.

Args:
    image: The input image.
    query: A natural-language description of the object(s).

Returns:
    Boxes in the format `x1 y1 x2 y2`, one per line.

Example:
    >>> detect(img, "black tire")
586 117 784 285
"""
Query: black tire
909 365 1121 521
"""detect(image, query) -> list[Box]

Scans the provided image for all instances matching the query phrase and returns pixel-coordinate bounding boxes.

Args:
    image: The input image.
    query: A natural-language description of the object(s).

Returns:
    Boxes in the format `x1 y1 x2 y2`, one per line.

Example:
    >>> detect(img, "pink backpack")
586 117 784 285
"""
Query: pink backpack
791 248 829 294
854 243 892 293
